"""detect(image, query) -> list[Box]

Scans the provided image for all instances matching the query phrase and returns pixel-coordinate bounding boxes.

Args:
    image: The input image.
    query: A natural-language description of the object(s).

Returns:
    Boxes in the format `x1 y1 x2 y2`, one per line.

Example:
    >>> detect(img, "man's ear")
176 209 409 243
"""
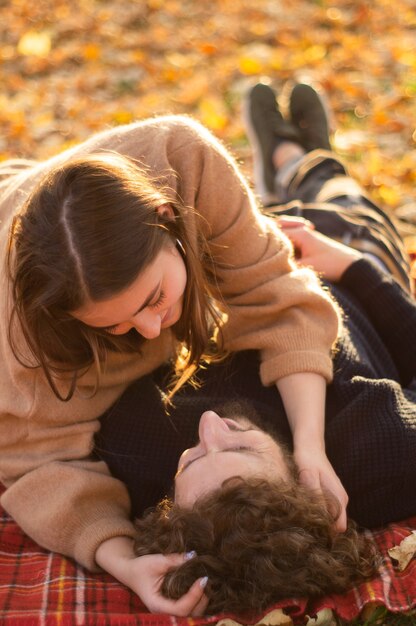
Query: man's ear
156 204 175 219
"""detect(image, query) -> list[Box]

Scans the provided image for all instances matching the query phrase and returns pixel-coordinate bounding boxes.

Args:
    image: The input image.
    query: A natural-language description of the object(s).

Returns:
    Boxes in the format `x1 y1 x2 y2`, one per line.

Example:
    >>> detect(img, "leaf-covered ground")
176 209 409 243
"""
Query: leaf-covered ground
1 0 415 214
1 1 416 622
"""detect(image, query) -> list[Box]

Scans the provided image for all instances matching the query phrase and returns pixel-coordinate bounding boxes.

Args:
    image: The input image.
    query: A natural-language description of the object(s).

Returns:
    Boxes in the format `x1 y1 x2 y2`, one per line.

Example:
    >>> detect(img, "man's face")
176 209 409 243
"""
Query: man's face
174 409 291 507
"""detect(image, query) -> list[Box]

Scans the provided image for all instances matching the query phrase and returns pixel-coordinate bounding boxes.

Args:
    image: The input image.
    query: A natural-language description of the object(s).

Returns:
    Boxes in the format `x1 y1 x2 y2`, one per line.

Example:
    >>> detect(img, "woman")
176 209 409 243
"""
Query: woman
0 107 340 614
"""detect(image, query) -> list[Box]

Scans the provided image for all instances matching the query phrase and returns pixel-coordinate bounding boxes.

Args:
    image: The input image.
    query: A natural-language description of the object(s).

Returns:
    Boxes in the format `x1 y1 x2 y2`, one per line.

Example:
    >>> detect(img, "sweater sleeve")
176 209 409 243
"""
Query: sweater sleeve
0 362 139 571
339 257 416 385
1 458 137 571
165 119 341 385
0 278 172 571
0 115 340 572
4 114 340 385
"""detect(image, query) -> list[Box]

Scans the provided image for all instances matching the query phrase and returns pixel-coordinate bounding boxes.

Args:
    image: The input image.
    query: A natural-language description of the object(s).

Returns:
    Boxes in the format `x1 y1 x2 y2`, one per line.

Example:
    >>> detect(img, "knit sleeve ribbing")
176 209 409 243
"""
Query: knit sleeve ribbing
339 258 416 385
166 118 341 385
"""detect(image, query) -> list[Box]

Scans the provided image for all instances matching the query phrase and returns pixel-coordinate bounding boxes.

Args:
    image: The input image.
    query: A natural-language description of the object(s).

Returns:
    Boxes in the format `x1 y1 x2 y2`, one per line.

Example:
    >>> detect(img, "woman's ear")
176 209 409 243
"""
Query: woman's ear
156 204 175 219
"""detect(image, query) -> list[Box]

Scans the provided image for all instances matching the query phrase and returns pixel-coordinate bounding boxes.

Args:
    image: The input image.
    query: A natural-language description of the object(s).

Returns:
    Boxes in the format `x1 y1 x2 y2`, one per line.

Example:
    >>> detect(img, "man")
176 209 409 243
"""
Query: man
95 180 415 615
133 401 379 615
94 80 415 571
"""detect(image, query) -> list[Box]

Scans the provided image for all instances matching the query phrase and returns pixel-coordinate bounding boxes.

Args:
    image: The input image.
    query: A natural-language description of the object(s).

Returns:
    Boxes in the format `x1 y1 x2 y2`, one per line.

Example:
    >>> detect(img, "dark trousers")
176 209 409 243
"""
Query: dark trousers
266 149 412 293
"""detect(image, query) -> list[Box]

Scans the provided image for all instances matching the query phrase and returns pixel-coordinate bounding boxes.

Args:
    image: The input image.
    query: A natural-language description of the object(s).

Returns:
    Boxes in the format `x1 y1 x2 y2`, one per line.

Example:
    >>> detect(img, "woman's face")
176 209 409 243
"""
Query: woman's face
71 240 187 340
174 410 291 507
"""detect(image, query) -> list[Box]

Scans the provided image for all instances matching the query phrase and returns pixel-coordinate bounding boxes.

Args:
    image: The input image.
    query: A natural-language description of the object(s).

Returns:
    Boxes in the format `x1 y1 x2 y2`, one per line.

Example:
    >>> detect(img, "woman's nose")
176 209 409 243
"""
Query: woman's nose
132 312 162 340
198 410 229 451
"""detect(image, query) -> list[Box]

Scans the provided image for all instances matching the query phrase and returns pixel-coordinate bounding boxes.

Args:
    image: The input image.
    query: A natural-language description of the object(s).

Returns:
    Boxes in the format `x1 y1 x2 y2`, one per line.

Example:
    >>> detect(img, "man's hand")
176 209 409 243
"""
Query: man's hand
277 216 363 281
294 445 349 532
95 537 208 616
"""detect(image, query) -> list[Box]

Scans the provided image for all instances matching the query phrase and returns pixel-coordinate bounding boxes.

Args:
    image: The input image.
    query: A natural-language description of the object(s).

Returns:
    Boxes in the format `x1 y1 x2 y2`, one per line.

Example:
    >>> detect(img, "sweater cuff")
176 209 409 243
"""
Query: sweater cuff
339 257 387 296
260 350 334 387
73 516 136 572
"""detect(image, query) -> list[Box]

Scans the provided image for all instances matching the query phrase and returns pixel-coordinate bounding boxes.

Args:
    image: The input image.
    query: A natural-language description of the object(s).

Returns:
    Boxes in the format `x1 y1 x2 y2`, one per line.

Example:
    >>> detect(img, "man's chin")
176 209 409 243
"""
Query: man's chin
213 399 270 433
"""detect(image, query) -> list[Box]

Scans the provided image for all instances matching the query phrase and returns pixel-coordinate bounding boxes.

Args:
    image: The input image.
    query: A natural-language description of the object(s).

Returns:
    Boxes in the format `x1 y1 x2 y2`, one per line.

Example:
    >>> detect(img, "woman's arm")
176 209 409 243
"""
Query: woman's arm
277 372 348 531
95 537 208 615
164 118 341 386
165 122 345 529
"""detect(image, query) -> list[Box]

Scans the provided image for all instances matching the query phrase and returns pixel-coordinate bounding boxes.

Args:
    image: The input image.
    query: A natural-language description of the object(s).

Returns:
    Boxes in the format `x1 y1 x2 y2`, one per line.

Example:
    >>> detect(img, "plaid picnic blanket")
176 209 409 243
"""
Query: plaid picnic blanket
1 483 416 626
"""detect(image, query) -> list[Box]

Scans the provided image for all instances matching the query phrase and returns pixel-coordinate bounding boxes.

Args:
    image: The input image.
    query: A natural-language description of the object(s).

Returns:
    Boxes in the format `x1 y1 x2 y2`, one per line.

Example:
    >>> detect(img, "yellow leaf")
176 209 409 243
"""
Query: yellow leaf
239 57 264 75
270 52 285 71
112 111 134 125
377 184 400 207
199 98 228 131
17 31 51 58
397 51 416 70
404 235 416 261
388 530 416 571
255 608 293 625
303 45 327 64
216 620 243 626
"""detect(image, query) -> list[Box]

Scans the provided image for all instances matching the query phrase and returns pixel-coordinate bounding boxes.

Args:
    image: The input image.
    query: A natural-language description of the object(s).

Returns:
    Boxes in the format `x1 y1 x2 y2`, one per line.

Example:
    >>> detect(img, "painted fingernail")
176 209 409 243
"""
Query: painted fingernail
185 550 196 560
200 576 208 588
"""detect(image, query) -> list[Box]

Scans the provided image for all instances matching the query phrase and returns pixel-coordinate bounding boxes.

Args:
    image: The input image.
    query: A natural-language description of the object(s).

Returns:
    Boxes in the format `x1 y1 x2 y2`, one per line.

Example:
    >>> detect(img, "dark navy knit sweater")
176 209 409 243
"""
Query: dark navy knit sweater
95 259 416 528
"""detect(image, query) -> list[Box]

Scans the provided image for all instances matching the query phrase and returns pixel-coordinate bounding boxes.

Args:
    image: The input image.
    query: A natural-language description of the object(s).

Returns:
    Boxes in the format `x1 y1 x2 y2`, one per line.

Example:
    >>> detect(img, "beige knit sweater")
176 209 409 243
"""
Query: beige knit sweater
0 116 340 570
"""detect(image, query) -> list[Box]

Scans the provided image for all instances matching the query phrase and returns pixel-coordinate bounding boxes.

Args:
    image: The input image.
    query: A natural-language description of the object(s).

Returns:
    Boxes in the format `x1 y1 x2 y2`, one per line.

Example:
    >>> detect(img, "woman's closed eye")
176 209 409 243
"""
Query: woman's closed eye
101 290 167 334
148 289 166 310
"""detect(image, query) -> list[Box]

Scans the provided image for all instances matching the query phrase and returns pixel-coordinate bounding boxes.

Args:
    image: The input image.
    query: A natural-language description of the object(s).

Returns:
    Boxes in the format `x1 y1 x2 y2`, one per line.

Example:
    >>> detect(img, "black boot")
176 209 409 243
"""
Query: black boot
244 83 302 202
289 83 331 152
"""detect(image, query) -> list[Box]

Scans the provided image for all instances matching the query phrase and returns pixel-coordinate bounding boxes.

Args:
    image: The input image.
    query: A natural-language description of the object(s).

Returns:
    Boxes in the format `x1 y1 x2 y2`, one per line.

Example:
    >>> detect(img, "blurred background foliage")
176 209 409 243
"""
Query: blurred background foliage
1 0 415 258
1 3 416 622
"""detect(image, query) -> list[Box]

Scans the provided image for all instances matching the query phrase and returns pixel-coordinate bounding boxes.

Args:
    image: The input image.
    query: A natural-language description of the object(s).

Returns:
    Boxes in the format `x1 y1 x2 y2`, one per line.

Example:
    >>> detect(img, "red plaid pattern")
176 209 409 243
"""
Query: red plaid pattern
1 483 416 625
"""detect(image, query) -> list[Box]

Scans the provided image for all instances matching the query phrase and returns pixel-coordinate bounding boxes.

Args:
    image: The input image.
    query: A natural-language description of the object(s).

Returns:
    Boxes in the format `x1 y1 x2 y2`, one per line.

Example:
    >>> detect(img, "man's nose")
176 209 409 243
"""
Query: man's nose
198 411 229 451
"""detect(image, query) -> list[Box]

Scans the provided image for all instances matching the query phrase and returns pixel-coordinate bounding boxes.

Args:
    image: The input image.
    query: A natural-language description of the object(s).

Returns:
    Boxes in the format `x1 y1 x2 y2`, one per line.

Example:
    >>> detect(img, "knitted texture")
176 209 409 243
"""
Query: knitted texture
95 259 416 529
0 117 339 568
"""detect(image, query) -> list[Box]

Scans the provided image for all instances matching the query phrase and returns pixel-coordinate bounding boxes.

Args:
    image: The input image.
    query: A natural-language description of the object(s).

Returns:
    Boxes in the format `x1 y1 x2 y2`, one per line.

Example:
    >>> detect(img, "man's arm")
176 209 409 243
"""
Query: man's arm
277 218 415 385
339 258 415 385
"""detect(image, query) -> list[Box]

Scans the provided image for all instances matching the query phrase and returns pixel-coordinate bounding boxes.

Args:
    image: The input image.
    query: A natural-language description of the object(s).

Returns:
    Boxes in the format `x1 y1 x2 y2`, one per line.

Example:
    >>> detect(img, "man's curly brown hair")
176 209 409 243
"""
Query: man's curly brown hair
134 477 380 615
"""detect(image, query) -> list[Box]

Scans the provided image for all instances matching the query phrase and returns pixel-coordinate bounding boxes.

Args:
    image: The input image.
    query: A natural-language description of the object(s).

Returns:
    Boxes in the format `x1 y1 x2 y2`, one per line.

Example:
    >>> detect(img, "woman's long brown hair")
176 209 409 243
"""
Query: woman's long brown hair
7 153 224 401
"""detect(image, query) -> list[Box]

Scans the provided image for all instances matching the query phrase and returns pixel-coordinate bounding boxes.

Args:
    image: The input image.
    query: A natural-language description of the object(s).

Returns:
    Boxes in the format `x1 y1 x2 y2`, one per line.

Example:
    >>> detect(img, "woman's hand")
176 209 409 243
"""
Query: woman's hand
277 216 363 281
125 552 208 615
277 372 348 533
95 537 208 616
294 444 349 532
